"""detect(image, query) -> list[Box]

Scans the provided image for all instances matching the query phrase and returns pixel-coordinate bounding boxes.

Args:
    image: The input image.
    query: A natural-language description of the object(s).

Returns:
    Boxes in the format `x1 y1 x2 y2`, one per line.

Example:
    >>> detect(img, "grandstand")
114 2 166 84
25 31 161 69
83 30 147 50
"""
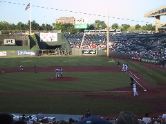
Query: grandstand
1 1 166 123
1 30 163 61
145 6 166 33
64 31 166 63
110 33 166 63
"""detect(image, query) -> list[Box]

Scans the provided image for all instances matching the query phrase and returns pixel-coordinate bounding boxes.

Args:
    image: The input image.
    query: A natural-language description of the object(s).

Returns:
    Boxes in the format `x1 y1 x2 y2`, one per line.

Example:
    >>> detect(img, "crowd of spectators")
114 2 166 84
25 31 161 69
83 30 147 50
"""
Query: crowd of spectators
64 33 83 48
64 32 166 64
110 33 166 63
1 111 166 124
64 33 107 49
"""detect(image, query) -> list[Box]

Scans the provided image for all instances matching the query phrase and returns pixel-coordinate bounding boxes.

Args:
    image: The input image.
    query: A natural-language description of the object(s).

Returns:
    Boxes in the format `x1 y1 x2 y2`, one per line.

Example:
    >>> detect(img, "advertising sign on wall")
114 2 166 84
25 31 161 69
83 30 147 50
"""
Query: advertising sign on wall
74 24 87 29
82 49 96 55
0 51 7 56
4 39 15 45
17 50 35 56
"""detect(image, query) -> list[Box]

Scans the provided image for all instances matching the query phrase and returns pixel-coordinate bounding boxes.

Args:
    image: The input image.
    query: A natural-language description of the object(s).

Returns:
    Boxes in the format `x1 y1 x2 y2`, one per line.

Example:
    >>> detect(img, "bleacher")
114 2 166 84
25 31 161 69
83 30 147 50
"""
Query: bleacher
111 33 166 63
64 32 166 63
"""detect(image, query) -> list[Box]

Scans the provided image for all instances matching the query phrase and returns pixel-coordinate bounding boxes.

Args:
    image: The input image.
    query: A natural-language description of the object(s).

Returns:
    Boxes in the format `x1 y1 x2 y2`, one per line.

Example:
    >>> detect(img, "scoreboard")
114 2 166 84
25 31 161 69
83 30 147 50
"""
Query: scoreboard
40 33 58 42
4 39 15 45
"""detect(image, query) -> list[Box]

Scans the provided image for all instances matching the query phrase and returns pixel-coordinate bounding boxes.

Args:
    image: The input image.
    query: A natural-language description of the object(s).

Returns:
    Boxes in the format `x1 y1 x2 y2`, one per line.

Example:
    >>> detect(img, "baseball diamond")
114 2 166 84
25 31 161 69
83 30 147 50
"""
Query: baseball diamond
0 56 166 116
0 4 166 123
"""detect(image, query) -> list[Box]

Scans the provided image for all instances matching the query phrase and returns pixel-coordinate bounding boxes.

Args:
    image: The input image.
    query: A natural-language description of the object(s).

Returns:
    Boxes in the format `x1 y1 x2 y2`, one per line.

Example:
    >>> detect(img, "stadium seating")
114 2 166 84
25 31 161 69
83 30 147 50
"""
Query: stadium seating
64 32 166 63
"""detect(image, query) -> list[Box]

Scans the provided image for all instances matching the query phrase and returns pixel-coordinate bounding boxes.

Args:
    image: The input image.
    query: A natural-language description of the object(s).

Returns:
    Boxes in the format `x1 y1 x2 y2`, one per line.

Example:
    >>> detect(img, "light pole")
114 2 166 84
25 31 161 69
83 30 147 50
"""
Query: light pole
106 16 110 57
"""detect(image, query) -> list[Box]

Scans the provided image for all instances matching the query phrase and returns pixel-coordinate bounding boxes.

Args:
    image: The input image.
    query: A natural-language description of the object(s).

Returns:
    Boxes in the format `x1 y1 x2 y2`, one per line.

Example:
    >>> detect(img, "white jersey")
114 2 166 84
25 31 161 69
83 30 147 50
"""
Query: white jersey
132 83 138 96
133 83 136 88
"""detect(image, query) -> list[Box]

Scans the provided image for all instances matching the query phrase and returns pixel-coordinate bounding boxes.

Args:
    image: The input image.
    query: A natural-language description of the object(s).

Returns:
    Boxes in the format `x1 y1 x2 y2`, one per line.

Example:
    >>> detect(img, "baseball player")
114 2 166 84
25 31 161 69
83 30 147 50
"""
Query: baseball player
60 67 63 77
19 65 24 71
132 82 138 96
55 68 60 79
121 64 125 71
124 64 128 72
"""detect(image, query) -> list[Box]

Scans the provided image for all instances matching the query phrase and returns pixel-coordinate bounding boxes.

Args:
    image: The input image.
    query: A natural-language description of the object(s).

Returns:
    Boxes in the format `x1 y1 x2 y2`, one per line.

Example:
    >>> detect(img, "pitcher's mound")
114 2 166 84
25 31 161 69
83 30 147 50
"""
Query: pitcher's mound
48 77 79 82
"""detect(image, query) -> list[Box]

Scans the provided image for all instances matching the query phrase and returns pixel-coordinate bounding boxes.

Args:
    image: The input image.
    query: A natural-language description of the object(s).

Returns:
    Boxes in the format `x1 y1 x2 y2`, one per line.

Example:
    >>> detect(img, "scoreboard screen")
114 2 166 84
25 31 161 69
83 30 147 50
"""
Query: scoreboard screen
40 33 58 42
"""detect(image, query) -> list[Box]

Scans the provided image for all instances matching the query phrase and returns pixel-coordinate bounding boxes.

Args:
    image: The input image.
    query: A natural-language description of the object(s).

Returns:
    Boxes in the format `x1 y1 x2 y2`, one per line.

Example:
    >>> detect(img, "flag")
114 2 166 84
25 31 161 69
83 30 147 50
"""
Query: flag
25 3 30 10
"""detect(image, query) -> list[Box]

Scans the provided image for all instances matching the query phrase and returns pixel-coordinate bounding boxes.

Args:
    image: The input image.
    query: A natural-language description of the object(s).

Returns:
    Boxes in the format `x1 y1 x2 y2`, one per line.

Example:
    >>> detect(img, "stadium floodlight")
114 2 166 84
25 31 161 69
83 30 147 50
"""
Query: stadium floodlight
25 1 32 35
106 16 110 57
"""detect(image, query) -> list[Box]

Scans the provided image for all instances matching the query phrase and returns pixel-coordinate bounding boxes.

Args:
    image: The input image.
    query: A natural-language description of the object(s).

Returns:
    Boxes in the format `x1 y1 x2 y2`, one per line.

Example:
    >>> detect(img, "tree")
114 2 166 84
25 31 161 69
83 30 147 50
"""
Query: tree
0 20 54 32
135 24 141 30
112 23 119 29
53 23 76 33
53 23 63 31
10 23 17 30
17 22 28 30
30 20 40 30
40 24 53 31
94 20 107 30
87 24 95 30
46 24 53 31
121 24 130 31
128 26 136 32
0 21 10 30
142 24 155 31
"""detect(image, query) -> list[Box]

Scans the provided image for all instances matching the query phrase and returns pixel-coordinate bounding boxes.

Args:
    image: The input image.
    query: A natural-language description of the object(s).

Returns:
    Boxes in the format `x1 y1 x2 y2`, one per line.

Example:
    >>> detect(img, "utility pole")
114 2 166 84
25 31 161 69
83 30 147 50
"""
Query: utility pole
29 1 32 35
106 16 110 57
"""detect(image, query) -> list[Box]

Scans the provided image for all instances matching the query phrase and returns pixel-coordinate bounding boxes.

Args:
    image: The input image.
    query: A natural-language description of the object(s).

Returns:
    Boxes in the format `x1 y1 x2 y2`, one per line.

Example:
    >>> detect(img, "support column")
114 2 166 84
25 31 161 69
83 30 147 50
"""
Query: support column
155 15 161 33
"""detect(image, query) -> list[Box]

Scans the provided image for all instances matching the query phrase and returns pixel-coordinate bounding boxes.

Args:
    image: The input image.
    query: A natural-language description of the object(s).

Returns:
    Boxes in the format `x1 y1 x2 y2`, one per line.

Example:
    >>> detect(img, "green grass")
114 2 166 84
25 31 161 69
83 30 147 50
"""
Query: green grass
126 61 166 85
0 56 115 67
0 71 142 115
0 95 150 115
0 72 129 91
0 56 165 115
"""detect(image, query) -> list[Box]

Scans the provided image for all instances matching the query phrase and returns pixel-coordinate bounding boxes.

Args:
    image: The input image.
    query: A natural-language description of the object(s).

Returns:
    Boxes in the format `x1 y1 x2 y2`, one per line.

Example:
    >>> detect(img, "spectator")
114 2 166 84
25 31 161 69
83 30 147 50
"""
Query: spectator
117 111 139 124
142 113 152 124
162 113 166 123
0 113 13 124
84 109 91 118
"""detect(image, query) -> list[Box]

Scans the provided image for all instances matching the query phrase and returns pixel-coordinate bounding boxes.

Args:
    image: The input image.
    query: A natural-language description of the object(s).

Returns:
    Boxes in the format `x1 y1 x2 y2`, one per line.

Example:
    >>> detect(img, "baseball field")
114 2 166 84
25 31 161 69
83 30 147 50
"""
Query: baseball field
0 56 166 116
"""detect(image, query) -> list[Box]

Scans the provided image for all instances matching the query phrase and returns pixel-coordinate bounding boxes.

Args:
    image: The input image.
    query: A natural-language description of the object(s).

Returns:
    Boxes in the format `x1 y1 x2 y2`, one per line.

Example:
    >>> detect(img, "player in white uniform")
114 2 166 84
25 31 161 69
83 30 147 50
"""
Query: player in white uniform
19 65 24 71
132 82 138 96
121 64 125 71
124 64 128 72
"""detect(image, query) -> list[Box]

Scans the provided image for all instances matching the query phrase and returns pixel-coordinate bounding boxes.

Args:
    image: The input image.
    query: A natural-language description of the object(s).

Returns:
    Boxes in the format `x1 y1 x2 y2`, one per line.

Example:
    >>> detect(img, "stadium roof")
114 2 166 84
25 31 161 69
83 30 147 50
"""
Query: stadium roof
145 6 166 17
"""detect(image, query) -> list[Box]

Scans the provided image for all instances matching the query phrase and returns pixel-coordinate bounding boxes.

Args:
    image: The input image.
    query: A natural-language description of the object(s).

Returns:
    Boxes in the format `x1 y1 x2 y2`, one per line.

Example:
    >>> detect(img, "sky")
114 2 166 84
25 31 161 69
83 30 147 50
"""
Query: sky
0 0 166 26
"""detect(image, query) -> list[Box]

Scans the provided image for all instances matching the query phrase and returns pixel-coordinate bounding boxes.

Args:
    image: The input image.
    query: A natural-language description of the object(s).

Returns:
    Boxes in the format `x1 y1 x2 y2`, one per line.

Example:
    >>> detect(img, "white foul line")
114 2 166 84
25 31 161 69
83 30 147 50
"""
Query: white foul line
128 71 147 92
129 71 140 79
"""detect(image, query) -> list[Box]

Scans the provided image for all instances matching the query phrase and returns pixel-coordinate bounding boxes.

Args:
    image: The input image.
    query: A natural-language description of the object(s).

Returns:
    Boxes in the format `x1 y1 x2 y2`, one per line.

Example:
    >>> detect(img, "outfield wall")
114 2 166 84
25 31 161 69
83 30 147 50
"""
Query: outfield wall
0 34 29 47
0 33 106 57
0 34 36 57
0 50 36 57
71 48 106 56
0 33 72 57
